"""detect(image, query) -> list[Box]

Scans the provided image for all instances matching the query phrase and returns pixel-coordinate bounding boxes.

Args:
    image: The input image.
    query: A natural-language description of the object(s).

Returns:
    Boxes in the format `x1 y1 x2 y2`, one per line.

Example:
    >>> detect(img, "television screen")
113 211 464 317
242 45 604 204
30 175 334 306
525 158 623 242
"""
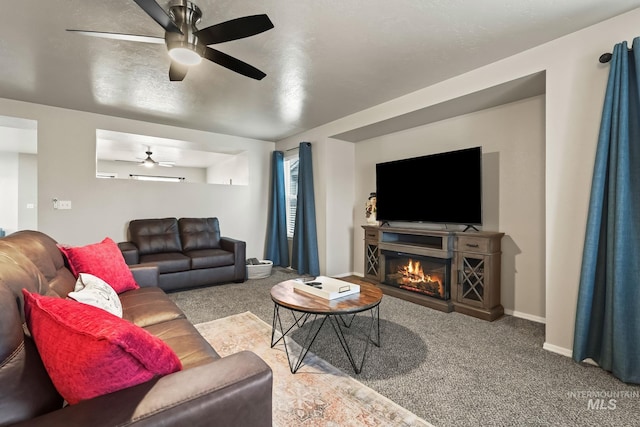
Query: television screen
375 147 482 225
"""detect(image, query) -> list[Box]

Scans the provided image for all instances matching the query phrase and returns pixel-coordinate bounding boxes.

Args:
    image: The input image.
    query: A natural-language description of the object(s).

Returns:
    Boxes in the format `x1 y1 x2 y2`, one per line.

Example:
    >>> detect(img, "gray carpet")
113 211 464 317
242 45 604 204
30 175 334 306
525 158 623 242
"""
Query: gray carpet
167 267 640 427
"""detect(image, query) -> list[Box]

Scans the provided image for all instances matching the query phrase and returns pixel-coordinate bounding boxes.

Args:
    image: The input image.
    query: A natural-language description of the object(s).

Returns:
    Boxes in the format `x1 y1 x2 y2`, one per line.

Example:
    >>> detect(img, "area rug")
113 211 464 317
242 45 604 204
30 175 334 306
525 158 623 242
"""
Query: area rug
195 311 433 427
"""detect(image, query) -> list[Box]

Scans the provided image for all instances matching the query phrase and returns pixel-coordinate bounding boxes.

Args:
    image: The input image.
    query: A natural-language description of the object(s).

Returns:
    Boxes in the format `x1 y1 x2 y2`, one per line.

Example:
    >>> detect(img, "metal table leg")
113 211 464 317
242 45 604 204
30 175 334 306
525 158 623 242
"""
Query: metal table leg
271 302 381 374
271 303 328 373
328 304 380 374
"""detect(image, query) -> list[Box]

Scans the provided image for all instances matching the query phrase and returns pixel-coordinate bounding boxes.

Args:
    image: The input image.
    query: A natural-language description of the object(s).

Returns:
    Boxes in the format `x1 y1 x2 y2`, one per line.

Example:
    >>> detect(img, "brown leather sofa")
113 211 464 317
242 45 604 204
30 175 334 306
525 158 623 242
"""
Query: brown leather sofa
0 230 272 427
118 217 246 292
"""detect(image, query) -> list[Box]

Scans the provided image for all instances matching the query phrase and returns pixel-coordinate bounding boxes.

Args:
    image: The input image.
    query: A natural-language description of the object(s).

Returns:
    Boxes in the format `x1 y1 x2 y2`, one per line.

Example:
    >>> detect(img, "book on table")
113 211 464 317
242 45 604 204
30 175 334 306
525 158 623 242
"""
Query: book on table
293 276 360 300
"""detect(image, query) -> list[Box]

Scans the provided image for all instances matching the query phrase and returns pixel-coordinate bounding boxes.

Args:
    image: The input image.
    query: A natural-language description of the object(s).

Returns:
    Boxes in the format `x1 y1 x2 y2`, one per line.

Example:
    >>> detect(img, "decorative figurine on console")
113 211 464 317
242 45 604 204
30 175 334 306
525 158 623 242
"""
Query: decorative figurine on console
366 192 378 225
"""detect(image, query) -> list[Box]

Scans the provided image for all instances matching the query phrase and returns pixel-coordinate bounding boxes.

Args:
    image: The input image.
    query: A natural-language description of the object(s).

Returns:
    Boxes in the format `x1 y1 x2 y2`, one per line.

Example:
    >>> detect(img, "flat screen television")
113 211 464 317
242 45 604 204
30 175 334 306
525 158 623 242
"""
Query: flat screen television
375 146 482 225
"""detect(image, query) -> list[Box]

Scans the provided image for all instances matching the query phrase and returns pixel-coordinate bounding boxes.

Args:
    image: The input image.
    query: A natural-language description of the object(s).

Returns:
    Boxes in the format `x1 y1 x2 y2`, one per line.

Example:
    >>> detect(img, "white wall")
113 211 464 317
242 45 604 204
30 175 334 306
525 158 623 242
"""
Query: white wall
0 98 274 260
277 8 640 355
207 151 249 185
18 153 37 231
323 139 356 276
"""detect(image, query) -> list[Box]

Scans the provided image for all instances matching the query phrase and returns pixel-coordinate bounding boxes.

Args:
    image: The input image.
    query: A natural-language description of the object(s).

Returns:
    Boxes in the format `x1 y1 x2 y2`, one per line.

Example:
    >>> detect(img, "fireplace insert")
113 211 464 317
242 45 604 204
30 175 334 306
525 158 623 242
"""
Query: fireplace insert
381 250 451 300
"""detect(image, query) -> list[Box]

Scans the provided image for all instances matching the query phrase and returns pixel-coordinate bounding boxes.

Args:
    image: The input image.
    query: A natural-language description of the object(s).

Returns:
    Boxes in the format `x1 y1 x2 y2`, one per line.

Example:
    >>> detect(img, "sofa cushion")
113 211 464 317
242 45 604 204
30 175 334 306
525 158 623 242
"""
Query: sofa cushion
129 218 182 256
0 231 77 298
58 237 139 294
184 248 235 269
139 252 191 273
144 318 220 369
119 286 186 328
178 217 221 251
67 273 123 317
22 289 182 405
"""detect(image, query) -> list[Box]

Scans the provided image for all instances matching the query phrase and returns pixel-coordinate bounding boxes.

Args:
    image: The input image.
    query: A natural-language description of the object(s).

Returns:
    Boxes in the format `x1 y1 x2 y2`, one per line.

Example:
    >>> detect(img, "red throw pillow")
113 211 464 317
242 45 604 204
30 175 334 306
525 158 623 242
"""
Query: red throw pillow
59 237 139 293
22 289 182 405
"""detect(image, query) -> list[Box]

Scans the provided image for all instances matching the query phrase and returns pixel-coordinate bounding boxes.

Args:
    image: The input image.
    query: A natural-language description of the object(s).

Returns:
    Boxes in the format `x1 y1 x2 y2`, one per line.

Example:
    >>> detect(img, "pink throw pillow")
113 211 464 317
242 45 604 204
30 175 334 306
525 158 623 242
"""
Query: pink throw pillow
59 237 139 293
22 289 182 405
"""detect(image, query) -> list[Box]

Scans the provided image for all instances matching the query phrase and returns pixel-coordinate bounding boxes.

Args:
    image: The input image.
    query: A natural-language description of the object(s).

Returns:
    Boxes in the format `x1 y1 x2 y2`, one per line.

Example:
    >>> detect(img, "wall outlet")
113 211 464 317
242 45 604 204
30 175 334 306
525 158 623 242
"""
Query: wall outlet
57 200 72 210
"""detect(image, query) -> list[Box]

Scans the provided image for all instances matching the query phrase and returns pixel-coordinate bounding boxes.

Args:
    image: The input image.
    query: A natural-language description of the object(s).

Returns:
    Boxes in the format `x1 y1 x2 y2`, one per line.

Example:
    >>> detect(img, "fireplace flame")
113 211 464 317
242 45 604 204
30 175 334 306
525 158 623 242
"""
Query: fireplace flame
398 259 444 297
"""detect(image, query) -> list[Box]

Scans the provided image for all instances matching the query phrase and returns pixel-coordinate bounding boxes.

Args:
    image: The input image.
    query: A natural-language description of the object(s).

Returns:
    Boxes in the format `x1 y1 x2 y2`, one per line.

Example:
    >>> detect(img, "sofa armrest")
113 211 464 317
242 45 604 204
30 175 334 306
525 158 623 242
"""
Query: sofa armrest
118 241 139 265
15 351 272 427
129 264 159 288
220 237 247 282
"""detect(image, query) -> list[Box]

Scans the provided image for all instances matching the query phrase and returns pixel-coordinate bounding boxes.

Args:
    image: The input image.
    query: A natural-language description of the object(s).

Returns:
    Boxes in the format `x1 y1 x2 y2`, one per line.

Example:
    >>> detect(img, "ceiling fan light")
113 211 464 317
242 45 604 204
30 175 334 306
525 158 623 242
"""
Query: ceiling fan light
143 157 155 167
169 47 202 65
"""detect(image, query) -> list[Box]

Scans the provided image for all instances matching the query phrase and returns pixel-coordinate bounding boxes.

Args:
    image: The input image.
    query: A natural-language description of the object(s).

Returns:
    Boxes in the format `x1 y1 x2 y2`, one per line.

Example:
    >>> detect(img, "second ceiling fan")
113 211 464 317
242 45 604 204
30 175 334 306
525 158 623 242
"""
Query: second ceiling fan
68 0 274 81
116 147 175 168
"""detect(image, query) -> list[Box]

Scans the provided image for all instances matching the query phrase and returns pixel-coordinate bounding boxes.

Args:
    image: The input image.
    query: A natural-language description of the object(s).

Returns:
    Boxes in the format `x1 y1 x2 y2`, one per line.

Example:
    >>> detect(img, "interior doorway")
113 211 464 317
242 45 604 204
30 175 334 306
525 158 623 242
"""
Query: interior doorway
0 115 37 236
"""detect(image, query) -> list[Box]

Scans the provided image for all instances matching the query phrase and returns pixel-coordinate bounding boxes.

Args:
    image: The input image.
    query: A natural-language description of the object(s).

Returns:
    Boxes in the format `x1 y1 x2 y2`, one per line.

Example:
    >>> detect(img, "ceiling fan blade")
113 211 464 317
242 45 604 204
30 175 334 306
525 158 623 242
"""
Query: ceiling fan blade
169 62 189 81
133 0 182 34
203 47 266 80
66 29 164 44
158 162 175 167
194 14 274 45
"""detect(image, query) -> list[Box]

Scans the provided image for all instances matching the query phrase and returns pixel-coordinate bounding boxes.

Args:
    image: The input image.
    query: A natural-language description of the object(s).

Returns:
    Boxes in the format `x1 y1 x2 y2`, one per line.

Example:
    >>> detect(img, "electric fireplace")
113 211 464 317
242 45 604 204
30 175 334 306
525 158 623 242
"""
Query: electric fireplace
381 250 451 300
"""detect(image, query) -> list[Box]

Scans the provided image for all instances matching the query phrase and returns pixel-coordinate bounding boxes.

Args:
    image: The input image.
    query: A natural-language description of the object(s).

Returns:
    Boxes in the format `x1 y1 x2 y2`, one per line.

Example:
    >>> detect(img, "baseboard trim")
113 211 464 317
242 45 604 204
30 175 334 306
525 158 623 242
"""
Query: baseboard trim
339 275 579 363
503 309 546 324
334 272 360 278
341 273 577 362
338 277 549 325
543 342 573 358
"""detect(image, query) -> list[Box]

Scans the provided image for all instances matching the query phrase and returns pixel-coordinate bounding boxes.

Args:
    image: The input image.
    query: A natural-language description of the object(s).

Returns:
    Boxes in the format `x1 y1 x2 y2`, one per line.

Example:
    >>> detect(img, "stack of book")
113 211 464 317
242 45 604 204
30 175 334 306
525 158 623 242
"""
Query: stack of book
293 276 360 300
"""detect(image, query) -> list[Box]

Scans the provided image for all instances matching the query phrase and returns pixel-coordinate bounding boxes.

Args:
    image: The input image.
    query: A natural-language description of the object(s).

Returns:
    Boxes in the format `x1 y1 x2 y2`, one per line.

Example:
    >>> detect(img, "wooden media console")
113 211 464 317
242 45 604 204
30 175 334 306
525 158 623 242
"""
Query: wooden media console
362 225 504 321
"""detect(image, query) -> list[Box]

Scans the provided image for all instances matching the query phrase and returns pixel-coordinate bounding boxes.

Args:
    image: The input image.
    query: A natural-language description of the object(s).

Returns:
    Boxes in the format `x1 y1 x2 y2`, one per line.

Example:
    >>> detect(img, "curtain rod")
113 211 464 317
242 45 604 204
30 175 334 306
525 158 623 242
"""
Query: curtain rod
284 142 310 152
599 48 633 64
599 53 613 63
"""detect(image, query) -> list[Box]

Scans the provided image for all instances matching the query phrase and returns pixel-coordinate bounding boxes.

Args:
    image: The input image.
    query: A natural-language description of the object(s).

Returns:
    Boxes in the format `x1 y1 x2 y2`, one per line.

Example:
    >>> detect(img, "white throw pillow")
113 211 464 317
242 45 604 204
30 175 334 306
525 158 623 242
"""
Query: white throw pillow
67 273 123 317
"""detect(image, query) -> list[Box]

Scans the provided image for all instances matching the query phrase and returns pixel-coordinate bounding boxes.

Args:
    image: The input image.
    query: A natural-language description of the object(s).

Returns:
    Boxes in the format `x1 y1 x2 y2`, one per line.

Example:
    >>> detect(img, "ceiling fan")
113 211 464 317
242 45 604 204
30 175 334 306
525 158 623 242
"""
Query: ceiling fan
67 0 274 81
117 148 175 167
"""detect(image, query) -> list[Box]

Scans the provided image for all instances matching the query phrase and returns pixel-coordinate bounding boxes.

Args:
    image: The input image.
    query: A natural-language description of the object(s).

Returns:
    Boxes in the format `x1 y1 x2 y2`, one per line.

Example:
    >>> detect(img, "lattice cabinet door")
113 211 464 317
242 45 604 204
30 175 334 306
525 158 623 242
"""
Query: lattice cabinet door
363 226 380 281
457 254 487 308
452 232 504 321
365 242 379 279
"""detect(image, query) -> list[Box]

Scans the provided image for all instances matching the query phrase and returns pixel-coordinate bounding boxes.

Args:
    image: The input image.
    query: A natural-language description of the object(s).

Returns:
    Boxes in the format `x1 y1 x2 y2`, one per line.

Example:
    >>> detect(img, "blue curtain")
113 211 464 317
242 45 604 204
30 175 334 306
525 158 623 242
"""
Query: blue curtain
265 151 289 267
291 142 320 276
573 38 640 384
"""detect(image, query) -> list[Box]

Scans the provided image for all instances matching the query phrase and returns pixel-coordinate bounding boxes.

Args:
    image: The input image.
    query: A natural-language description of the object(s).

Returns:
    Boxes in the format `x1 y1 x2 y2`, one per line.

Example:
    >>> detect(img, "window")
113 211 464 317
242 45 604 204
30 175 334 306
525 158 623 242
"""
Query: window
284 152 299 238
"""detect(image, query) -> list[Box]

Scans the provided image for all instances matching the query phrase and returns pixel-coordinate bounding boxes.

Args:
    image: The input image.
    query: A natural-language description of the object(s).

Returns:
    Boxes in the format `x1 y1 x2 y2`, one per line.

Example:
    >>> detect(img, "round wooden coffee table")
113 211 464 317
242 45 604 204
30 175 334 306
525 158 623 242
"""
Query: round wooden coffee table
270 278 383 374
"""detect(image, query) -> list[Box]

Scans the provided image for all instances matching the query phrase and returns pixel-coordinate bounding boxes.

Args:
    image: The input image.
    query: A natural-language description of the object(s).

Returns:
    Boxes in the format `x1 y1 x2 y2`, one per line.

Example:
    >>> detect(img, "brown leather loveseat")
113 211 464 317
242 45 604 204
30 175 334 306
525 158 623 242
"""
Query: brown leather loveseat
118 217 246 291
0 230 272 427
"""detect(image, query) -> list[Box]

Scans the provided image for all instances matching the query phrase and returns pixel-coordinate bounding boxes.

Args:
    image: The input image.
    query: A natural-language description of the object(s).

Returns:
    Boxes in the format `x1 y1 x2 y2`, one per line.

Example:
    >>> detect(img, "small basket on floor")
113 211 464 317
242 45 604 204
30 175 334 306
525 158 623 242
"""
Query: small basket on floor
246 260 273 279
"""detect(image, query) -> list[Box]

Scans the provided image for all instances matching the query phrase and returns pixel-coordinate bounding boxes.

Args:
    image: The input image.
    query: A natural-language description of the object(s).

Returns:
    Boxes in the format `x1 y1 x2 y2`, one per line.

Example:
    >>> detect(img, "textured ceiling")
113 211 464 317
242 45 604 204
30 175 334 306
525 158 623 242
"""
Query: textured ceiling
1 1 639 142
